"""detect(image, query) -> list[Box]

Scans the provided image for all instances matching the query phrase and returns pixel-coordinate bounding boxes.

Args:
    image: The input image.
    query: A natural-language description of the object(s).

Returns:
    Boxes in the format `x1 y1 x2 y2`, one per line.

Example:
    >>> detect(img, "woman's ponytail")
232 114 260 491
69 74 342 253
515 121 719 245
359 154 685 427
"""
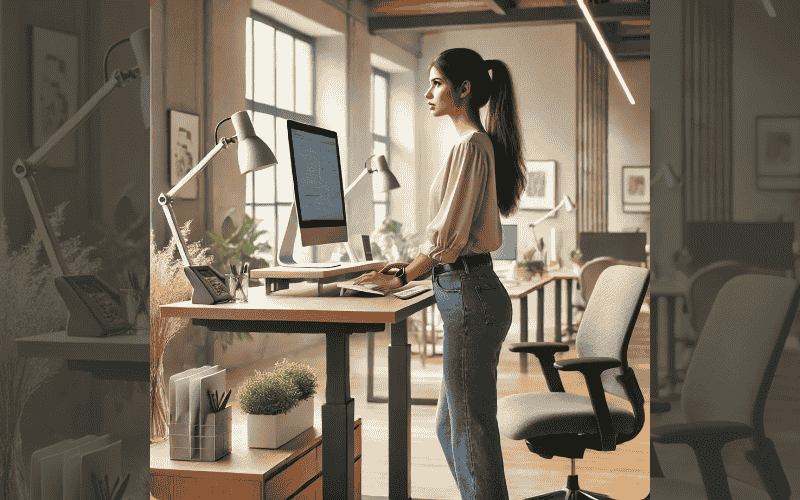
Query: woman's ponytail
484 59 525 217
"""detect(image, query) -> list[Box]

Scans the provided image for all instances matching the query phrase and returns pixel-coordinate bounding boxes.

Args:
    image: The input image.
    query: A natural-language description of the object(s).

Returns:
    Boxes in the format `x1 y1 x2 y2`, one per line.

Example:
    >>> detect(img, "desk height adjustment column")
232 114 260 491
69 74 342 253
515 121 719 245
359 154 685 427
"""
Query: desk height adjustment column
323 329 355 500
389 319 412 500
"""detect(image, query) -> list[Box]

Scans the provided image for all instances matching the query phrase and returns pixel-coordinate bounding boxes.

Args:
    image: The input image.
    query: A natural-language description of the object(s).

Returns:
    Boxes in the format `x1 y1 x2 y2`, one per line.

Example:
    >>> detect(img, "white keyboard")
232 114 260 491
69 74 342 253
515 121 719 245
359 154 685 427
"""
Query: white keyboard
394 285 432 300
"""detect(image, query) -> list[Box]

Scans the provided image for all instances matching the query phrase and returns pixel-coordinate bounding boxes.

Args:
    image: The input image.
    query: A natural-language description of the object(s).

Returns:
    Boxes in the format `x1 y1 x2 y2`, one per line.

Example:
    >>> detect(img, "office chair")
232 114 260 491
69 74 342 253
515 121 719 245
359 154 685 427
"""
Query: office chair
565 257 616 341
497 265 649 499
651 273 800 500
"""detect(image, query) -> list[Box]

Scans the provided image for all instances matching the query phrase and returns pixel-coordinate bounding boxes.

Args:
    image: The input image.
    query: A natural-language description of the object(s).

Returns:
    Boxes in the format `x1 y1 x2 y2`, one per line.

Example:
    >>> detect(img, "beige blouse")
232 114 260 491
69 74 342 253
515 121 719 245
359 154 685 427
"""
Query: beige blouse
419 131 503 264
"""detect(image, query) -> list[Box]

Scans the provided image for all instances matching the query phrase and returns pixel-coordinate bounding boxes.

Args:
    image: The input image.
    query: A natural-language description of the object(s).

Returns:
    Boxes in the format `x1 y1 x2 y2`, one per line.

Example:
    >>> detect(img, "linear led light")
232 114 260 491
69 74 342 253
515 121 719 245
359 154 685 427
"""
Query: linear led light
762 0 777 17
576 0 636 105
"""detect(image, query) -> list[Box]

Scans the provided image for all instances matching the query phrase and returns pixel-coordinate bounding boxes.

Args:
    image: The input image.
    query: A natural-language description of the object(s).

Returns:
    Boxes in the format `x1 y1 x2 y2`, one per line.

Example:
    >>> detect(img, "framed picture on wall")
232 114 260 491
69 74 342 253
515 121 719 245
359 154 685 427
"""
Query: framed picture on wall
520 160 557 210
756 116 800 190
169 110 200 199
31 26 79 169
622 166 650 213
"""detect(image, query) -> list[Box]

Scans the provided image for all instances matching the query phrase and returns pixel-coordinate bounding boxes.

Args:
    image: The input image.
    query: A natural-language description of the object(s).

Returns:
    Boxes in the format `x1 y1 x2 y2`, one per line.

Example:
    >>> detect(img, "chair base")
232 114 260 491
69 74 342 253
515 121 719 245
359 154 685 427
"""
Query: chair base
524 475 615 500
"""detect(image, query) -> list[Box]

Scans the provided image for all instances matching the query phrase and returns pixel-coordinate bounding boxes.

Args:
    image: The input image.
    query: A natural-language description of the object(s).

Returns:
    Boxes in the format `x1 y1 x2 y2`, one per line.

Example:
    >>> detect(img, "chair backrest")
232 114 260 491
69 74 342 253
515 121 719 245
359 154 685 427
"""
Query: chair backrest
681 274 799 495
686 260 753 335
578 257 616 303
576 265 650 402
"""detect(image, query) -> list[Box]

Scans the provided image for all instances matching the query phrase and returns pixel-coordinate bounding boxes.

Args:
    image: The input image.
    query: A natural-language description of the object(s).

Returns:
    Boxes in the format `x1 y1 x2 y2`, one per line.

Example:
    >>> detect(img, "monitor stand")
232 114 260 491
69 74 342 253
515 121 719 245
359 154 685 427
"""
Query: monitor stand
277 203 350 267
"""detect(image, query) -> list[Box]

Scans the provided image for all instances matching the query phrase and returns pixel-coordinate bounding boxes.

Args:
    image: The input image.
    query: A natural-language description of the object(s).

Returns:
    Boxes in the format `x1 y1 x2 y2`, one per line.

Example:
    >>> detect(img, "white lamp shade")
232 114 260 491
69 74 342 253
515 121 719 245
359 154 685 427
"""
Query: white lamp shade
231 111 277 174
369 155 401 193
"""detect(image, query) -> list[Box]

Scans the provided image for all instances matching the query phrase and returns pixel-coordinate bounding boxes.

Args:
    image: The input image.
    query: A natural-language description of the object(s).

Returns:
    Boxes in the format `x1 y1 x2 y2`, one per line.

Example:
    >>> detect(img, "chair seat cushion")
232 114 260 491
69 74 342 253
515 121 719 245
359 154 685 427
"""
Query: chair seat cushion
497 392 636 441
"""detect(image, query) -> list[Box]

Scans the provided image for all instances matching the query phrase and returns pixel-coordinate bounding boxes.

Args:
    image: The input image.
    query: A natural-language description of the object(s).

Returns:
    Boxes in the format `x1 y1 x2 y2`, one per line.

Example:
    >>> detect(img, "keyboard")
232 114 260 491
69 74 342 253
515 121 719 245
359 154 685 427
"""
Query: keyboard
394 284 432 300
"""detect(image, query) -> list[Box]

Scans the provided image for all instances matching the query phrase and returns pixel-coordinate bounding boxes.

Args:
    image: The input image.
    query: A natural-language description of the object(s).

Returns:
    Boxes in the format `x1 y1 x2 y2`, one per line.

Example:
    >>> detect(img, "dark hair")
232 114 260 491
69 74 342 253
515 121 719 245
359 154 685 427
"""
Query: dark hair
429 48 525 217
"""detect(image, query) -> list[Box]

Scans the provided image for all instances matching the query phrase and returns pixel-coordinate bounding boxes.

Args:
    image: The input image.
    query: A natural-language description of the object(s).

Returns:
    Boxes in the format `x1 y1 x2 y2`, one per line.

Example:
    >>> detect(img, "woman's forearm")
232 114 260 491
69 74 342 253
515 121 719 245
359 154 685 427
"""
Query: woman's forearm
405 253 436 282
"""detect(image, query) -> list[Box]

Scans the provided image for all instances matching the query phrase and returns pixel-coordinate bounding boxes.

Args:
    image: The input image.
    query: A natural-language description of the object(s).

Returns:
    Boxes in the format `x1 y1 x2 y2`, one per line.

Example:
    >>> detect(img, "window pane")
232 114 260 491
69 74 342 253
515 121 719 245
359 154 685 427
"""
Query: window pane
276 31 294 111
372 140 387 158
372 140 388 202
246 173 253 204
254 206 276 256
246 17 253 102
374 203 387 231
295 39 312 115
254 21 275 106
276 117 294 203
373 74 387 136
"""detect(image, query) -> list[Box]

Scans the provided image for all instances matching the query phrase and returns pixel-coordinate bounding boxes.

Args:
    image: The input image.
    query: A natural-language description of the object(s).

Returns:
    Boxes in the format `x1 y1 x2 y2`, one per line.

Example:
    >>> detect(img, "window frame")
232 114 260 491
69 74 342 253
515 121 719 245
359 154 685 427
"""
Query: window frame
245 11 316 263
372 67 391 228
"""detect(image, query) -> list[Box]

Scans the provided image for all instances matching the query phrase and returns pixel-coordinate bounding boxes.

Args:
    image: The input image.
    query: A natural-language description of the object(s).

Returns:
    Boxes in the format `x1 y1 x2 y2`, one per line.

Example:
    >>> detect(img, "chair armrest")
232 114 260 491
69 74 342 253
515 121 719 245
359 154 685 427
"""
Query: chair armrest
651 421 754 446
651 422 757 500
554 357 622 452
508 342 569 355
509 342 569 393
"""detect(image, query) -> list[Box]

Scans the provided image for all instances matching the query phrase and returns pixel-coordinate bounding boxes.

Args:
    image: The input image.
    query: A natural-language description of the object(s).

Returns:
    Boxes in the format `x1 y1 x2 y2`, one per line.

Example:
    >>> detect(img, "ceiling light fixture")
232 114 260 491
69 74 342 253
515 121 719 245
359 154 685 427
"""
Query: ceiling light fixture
761 0 777 17
576 0 636 105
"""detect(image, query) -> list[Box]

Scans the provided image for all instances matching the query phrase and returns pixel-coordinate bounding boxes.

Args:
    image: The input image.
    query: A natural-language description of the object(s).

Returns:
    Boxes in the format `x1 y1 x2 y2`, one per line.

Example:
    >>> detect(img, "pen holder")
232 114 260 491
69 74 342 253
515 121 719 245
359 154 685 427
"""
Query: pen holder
168 405 232 462
225 273 249 303
120 288 145 329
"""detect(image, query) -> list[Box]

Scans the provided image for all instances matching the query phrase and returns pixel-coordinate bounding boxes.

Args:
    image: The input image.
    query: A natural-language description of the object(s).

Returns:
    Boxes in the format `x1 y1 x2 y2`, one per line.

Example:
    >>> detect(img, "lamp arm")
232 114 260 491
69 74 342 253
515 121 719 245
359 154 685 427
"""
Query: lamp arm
343 167 371 198
532 198 566 227
159 140 229 268
12 70 136 277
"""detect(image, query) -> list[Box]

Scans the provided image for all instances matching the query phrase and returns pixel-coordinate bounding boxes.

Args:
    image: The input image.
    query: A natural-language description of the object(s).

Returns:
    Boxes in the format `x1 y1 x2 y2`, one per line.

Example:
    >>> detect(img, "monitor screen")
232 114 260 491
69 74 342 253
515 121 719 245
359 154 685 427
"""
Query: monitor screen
579 232 648 262
287 121 348 247
684 221 794 271
491 224 518 261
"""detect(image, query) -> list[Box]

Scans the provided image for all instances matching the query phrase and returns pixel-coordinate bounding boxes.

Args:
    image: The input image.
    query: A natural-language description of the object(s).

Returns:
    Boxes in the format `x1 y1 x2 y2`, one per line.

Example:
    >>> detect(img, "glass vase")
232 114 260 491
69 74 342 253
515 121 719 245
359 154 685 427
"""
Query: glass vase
150 358 169 444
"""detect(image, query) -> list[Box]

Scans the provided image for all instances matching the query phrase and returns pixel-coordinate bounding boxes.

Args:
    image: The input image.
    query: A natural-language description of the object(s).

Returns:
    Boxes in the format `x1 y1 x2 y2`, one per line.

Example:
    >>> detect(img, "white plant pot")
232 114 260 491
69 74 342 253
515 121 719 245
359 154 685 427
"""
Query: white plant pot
247 397 314 449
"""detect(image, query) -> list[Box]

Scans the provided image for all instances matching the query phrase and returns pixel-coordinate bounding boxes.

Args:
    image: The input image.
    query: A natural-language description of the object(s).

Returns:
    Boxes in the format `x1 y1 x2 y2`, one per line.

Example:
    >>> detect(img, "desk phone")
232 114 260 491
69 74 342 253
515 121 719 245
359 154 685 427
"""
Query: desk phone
184 266 232 305
54 275 132 337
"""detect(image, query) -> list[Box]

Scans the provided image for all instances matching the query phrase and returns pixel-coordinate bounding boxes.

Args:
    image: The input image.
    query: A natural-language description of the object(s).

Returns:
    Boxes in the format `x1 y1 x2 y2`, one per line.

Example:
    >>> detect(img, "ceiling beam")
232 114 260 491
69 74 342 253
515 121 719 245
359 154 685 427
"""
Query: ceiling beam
484 0 516 15
369 3 649 34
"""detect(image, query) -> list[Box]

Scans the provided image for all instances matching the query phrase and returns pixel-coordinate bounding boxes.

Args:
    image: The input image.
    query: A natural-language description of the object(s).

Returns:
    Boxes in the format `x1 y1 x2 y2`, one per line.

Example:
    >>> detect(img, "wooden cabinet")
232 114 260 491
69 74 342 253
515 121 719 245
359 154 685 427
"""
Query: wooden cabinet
151 408 362 500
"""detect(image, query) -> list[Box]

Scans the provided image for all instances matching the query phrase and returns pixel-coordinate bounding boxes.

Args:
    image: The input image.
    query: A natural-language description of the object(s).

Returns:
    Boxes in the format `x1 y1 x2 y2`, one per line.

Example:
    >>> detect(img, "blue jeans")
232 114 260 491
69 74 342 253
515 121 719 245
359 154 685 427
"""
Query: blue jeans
432 261 513 500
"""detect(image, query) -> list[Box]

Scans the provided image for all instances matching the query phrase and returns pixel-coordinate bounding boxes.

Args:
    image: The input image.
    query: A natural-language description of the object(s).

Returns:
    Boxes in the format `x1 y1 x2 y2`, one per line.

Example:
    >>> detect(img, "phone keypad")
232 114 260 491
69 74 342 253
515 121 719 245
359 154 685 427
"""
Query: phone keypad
91 291 125 324
207 277 227 297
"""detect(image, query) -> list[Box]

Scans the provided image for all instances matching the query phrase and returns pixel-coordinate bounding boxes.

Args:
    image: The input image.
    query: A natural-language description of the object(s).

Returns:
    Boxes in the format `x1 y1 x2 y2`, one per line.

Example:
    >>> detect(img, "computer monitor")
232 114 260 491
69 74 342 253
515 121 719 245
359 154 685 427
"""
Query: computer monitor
286 120 348 247
684 221 794 271
491 224 518 262
579 232 648 263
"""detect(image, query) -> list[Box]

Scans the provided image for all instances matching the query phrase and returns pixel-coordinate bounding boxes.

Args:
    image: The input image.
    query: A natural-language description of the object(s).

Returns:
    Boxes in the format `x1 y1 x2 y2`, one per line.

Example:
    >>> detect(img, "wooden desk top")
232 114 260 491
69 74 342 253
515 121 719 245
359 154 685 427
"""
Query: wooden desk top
160 282 435 325
501 275 554 299
150 406 360 481
15 330 149 362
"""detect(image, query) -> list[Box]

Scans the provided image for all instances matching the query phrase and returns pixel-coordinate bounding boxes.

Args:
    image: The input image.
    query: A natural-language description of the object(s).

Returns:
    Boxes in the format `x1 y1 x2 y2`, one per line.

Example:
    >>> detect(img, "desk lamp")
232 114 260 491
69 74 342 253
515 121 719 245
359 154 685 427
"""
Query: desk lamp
12 28 150 338
528 195 576 266
157 111 276 304
278 154 400 265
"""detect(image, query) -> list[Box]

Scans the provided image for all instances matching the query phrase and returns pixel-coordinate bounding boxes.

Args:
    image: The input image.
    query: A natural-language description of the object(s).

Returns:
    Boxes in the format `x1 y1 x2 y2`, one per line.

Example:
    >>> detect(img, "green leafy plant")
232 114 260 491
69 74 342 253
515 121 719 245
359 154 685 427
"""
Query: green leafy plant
371 218 425 264
237 359 318 416
207 213 271 269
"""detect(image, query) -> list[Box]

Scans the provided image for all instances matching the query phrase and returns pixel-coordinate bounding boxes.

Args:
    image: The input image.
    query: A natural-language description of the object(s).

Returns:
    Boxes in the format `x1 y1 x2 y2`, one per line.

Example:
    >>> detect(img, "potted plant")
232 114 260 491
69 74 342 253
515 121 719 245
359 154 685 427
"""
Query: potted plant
570 249 585 273
207 213 272 284
517 238 546 281
238 359 318 449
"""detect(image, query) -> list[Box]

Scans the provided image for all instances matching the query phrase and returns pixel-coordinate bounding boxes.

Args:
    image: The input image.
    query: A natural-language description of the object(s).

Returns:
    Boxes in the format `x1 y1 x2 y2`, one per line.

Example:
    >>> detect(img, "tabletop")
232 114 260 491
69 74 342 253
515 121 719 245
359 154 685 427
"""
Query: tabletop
160 281 436 325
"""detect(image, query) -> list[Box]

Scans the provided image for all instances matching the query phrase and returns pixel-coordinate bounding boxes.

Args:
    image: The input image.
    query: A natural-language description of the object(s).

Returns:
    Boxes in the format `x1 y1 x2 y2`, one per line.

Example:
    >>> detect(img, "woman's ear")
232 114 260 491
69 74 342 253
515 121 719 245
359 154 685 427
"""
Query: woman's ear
459 80 472 99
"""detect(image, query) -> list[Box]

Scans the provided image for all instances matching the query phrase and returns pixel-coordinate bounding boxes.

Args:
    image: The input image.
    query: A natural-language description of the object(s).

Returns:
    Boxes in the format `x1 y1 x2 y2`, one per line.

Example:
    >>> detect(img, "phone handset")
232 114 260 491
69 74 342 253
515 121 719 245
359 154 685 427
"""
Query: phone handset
54 275 132 337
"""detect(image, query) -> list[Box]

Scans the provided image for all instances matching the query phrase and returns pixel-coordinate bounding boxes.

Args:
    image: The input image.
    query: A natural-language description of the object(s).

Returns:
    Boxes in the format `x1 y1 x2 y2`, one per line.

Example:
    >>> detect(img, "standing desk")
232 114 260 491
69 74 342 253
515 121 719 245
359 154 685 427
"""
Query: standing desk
160 281 434 500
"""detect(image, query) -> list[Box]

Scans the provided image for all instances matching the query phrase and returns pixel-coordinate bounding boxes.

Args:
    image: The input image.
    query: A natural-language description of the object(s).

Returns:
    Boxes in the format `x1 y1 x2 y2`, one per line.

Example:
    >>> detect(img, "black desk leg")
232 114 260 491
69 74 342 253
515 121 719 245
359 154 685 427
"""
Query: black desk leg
566 279 573 333
537 288 545 343
666 297 676 396
519 296 528 374
367 331 376 402
651 297 659 399
389 319 411 500
323 331 355 500
554 280 562 343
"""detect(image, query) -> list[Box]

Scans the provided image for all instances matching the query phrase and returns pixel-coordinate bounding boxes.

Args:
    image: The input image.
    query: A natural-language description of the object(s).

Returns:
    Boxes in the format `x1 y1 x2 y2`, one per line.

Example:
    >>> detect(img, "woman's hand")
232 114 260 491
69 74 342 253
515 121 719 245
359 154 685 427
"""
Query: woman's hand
353 270 403 292
379 262 409 275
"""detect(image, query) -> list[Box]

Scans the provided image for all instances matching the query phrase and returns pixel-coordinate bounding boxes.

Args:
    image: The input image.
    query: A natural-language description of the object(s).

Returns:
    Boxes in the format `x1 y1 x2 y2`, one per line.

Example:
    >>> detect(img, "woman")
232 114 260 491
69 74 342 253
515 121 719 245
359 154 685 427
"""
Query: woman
354 48 526 499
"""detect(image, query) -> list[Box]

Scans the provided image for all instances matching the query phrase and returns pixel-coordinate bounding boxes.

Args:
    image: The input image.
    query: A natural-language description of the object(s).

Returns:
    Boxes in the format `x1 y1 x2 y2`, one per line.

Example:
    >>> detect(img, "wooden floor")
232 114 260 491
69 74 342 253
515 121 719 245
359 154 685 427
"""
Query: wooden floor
220 304 652 500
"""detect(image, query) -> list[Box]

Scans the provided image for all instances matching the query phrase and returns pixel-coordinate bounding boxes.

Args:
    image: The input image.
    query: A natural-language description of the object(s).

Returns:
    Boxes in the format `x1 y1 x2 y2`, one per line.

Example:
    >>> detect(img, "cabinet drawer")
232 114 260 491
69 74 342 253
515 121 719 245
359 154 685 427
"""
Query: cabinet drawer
263 449 320 500
291 475 322 500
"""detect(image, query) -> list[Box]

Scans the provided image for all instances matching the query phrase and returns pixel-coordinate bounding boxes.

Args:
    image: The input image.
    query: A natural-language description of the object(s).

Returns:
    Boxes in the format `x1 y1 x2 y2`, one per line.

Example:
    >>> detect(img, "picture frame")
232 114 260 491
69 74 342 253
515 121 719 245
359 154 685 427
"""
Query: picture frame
622 166 650 213
520 160 557 210
169 110 200 199
31 26 79 169
756 116 800 190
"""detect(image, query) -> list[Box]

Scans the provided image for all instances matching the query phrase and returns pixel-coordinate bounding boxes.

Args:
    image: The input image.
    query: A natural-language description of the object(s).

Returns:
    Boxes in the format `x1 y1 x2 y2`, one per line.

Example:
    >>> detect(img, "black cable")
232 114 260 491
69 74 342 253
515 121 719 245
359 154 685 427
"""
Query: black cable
214 117 233 145
103 37 131 82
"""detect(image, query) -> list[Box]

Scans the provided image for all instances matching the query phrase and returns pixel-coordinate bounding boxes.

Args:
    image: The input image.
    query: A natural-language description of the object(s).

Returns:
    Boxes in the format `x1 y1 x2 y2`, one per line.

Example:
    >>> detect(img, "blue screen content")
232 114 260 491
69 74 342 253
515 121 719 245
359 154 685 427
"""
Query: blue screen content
290 129 345 222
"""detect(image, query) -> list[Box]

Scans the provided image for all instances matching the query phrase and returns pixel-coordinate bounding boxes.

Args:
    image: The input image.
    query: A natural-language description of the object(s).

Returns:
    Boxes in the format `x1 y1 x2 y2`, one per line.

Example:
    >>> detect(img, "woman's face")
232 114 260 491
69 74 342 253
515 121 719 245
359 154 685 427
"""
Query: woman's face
424 66 458 118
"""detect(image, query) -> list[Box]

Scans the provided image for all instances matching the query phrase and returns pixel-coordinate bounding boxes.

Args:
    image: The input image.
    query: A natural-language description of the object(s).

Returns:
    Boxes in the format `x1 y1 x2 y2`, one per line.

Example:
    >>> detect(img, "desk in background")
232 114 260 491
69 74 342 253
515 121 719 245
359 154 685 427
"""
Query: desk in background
160 282 434 500
650 280 686 400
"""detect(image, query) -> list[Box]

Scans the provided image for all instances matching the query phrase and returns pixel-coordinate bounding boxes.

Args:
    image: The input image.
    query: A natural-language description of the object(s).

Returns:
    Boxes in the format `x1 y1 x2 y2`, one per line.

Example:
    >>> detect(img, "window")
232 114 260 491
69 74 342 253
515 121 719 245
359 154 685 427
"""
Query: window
245 13 314 263
371 68 390 229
